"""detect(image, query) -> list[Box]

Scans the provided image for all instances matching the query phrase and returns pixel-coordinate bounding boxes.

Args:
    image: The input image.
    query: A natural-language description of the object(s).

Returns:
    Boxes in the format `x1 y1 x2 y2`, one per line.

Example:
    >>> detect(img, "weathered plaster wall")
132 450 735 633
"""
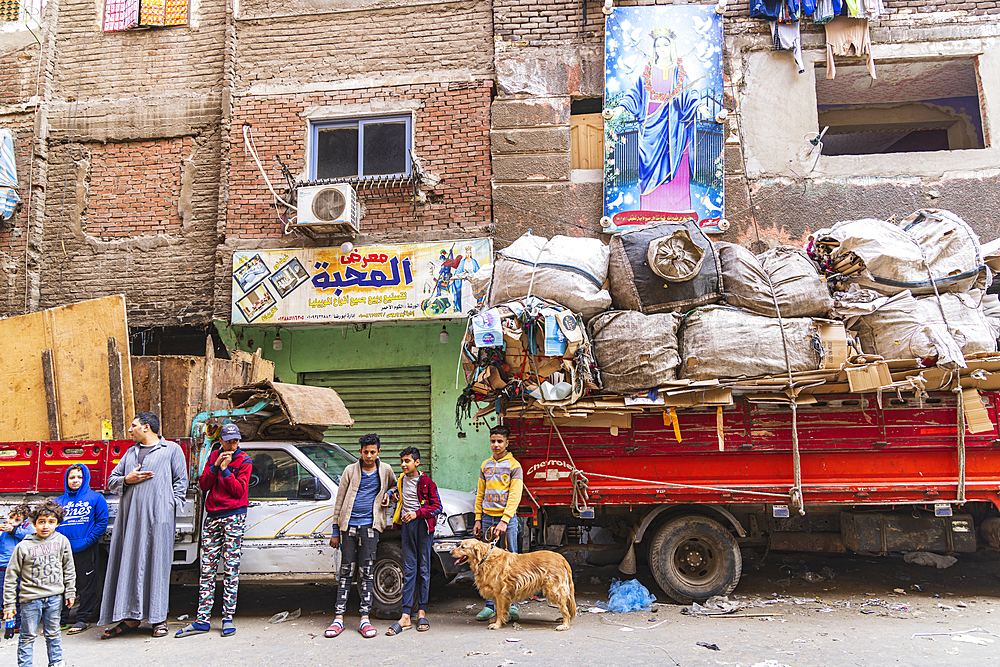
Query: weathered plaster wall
222 320 483 493
492 0 1000 252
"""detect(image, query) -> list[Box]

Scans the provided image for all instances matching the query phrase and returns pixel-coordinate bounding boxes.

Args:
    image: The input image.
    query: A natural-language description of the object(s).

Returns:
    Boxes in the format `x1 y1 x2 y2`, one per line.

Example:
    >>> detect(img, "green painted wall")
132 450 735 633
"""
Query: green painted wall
217 320 486 494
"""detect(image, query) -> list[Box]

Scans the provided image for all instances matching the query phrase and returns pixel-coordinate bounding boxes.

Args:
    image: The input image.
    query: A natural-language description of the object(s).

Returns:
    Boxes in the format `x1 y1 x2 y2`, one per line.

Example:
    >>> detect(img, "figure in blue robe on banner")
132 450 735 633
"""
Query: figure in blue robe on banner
611 27 701 213
451 244 480 313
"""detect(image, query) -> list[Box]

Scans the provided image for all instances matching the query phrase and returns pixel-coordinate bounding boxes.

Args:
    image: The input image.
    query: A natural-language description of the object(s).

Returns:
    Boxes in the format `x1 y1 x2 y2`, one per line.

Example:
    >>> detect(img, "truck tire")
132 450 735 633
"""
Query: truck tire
648 515 742 604
371 541 405 619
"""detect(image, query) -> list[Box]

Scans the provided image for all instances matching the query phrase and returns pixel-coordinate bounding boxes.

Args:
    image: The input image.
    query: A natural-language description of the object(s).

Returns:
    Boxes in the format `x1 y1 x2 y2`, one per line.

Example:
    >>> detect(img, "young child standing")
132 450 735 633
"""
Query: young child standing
3 500 76 667
0 504 33 637
385 447 441 636
325 433 396 639
54 464 109 634
473 424 524 624
176 422 252 639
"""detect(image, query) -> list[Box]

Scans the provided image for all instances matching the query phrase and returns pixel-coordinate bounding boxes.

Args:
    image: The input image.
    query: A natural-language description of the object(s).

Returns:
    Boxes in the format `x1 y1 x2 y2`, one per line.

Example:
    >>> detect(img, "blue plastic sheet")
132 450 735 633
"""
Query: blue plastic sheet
606 579 657 613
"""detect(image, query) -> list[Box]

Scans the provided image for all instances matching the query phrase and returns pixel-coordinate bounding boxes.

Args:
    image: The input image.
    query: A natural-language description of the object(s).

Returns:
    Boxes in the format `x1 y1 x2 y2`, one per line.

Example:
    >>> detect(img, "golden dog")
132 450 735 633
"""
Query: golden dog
451 538 576 631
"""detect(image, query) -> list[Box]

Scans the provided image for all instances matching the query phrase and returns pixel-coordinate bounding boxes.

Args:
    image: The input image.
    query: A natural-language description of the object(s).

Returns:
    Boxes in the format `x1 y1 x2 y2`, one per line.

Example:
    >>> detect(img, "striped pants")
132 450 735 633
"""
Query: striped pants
197 513 246 622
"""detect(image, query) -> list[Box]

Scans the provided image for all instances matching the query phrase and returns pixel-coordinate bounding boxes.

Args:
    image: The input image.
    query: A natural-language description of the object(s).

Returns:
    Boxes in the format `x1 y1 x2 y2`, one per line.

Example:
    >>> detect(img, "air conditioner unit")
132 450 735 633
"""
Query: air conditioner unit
292 183 359 237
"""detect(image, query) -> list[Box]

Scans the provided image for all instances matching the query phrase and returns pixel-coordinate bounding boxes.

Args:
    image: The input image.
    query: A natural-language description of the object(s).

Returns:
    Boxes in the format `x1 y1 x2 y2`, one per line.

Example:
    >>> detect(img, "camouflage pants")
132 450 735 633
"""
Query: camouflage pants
335 525 380 616
197 513 246 622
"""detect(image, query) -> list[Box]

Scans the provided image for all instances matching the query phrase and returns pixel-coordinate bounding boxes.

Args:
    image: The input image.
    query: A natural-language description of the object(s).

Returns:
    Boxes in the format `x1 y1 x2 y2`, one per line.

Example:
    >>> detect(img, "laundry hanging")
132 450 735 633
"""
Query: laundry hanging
825 16 876 80
770 20 805 74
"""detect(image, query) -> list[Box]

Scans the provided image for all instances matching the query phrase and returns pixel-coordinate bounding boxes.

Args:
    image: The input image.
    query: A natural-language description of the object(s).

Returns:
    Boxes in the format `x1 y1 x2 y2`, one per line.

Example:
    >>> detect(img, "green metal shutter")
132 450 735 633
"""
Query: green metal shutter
301 367 432 468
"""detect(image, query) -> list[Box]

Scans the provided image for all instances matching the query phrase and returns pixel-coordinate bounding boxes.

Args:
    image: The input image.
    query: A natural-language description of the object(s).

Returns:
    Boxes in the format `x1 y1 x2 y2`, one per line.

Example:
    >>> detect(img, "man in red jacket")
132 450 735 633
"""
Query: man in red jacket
176 423 251 638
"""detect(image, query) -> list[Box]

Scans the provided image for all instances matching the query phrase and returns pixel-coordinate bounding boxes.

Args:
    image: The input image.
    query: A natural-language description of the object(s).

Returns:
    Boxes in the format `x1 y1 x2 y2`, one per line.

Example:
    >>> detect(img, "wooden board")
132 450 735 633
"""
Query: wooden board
0 295 135 441
131 343 276 439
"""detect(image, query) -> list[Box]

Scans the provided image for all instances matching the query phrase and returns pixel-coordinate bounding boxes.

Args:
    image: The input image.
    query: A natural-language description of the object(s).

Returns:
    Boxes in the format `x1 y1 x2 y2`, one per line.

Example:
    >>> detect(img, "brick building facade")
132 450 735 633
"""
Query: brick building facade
1 0 997 319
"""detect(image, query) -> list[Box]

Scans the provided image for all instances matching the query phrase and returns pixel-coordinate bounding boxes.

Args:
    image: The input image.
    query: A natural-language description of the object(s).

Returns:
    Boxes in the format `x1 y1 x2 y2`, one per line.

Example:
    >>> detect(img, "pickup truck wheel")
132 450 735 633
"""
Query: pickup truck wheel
370 541 404 619
649 515 741 604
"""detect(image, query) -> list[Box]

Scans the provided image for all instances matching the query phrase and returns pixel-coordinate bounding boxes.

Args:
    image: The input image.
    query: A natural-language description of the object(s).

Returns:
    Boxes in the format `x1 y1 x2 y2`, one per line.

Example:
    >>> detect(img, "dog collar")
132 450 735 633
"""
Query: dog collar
478 535 501 565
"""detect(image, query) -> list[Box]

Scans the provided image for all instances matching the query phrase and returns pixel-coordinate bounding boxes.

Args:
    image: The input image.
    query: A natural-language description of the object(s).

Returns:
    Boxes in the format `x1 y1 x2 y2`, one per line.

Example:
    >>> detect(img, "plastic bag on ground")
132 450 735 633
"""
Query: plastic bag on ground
488 232 611 319
903 552 957 569
606 579 657 613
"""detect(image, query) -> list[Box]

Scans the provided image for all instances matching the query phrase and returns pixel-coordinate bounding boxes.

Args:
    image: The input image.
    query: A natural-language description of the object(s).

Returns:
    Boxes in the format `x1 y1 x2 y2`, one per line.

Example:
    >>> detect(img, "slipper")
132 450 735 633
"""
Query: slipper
174 622 208 638
153 622 170 638
67 622 90 635
385 621 411 636
416 618 430 632
324 620 344 638
359 620 378 639
221 619 236 637
100 620 139 640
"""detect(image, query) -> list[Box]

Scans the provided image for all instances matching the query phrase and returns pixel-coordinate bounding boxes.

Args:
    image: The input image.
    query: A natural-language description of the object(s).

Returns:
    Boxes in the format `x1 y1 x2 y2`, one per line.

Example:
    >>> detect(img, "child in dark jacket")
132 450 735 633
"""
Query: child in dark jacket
385 446 442 636
54 464 109 634
176 423 252 638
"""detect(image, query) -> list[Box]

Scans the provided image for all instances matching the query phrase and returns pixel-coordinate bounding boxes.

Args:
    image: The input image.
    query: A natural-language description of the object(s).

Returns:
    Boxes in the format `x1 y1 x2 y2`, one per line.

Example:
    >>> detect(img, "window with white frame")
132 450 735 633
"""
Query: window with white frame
309 116 411 181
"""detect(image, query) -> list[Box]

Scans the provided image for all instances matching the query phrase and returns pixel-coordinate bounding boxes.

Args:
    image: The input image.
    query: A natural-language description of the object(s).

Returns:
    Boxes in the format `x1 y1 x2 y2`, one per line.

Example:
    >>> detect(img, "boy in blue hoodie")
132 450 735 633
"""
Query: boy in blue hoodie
54 464 108 634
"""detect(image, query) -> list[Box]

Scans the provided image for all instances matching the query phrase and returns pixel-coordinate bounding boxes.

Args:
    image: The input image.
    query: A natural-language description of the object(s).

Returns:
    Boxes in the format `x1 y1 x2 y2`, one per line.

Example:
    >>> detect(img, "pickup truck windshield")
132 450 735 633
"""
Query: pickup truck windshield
296 443 356 485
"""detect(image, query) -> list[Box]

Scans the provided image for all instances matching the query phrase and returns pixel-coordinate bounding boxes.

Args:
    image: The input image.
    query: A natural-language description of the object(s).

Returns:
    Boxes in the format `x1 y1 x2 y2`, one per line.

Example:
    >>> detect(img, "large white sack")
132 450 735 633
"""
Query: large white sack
679 305 835 380
488 232 611 319
846 290 995 370
811 211 987 296
590 310 682 393
718 242 832 318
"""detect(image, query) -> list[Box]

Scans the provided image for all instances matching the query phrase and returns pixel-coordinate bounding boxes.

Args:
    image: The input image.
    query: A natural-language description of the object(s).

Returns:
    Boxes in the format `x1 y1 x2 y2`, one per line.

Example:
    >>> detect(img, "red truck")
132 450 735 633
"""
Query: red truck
506 389 1000 603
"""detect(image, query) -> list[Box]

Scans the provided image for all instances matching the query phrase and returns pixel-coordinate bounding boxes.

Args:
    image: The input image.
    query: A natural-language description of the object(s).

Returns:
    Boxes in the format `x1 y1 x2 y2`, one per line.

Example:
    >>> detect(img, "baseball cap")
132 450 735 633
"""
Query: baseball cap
220 423 242 441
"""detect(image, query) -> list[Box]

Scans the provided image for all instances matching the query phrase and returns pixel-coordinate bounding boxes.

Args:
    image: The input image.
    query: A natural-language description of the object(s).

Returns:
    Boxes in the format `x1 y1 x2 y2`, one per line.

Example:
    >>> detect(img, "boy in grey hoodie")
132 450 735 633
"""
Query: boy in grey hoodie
3 500 76 667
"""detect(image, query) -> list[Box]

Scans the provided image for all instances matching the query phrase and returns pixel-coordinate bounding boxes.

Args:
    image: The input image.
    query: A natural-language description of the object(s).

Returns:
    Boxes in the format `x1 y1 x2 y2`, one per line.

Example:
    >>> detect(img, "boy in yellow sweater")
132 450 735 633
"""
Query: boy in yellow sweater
473 424 523 623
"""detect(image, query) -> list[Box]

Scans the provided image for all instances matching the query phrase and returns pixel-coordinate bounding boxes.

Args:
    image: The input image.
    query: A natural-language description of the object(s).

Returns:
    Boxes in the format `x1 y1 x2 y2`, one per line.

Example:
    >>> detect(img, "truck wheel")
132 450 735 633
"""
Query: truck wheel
371 541 404 619
648 515 742 604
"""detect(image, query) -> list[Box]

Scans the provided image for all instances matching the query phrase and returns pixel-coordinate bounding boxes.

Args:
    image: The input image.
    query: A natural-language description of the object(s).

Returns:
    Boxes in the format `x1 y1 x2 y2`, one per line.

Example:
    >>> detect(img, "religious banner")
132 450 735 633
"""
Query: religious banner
231 239 492 325
604 5 726 234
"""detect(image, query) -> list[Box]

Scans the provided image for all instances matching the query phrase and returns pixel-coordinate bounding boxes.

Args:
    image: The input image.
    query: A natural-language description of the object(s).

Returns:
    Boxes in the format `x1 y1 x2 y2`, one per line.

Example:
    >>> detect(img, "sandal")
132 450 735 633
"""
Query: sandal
152 622 170 638
101 620 139 640
221 619 236 637
359 620 378 639
385 621 411 636
68 622 90 635
324 620 344 638
175 622 210 638
416 617 430 632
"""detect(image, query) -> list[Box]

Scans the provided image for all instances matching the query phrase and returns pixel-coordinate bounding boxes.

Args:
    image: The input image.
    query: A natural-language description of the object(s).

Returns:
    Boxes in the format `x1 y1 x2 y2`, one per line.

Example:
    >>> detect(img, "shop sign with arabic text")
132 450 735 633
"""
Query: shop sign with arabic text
231 239 492 325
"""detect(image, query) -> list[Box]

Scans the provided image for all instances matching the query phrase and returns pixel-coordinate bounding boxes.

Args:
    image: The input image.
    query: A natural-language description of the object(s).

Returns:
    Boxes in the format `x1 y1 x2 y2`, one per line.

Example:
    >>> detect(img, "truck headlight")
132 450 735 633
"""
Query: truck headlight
448 513 468 534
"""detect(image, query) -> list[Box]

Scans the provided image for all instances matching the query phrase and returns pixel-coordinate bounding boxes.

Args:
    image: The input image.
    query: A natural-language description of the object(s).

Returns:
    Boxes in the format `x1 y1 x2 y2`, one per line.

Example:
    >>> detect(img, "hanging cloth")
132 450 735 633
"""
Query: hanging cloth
0 129 19 221
770 21 806 74
812 0 841 24
825 16 876 80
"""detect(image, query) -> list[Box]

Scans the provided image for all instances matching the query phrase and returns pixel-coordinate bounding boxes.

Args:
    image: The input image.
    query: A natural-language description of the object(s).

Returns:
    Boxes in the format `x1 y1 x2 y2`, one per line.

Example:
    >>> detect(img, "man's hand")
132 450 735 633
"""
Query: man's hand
217 451 233 471
473 520 482 538
494 520 508 541
380 494 391 507
0 521 12 533
124 466 154 485
65 597 74 608
2 609 14 621
329 535 340 549
401 511 417 523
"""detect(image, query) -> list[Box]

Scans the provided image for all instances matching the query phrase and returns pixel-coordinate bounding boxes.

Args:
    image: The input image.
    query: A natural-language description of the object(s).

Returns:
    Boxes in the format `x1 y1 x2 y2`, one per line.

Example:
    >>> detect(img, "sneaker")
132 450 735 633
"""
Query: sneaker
475 606 496 622
508 605 520 622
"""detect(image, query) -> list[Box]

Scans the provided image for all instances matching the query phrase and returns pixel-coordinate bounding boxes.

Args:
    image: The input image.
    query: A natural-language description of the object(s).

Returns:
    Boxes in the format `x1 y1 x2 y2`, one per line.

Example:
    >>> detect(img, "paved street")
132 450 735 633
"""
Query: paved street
4 550 1000 667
